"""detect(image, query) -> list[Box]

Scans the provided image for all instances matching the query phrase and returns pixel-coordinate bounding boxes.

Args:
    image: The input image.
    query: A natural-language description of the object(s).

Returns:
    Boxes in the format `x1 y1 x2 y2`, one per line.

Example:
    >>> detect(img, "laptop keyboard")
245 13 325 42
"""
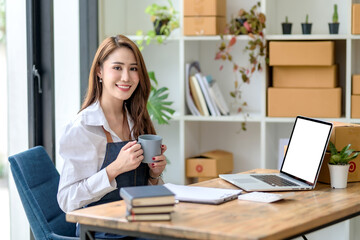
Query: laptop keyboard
251 175 300 187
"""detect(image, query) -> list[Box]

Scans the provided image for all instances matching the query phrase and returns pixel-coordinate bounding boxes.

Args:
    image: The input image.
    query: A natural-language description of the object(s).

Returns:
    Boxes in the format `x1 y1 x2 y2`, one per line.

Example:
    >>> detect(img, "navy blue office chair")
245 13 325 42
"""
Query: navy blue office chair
9 146 77 240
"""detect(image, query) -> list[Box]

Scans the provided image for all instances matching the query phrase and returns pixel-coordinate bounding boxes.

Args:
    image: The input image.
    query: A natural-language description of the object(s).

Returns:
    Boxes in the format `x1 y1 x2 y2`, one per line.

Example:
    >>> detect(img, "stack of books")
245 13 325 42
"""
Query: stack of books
119 185 176 222
185 61 230 116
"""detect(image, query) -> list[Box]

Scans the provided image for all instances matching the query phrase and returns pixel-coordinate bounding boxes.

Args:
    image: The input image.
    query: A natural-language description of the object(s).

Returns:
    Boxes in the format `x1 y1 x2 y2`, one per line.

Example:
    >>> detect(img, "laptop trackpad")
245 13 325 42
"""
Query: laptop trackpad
234 178 258 184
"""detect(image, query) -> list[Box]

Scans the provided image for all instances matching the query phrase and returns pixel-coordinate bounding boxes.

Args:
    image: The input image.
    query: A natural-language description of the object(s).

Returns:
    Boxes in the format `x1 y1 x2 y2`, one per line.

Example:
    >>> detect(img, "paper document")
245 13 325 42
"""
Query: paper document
164 183 242 204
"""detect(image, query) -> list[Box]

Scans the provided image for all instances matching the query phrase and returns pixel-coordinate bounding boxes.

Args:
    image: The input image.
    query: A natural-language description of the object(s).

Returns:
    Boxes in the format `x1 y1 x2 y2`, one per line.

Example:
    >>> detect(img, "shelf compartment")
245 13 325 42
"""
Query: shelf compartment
184 121 261 175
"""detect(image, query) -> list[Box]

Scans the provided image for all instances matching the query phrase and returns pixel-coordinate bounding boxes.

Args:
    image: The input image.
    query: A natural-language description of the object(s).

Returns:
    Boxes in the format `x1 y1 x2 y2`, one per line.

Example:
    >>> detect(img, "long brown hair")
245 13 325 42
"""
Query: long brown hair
80 34 156 139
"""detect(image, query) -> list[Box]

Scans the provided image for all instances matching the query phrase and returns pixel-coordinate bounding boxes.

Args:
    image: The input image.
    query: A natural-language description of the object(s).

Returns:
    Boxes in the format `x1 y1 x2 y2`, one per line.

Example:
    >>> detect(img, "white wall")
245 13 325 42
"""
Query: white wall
6 0 30 239
54 0 80 172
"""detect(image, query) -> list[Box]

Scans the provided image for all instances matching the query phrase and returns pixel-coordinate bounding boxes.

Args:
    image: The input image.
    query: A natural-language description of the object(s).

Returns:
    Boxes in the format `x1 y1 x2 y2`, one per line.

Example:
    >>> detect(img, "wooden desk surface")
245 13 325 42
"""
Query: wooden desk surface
66 169 360 240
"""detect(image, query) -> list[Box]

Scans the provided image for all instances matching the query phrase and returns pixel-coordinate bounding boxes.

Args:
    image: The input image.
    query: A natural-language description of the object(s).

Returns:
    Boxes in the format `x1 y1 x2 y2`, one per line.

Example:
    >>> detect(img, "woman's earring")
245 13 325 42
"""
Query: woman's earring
99 78 103 83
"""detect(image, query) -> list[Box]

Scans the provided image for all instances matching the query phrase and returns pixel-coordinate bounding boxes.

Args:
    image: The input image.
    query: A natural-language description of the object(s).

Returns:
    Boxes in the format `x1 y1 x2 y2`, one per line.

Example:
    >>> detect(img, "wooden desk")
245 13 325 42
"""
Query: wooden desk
66 169 360 240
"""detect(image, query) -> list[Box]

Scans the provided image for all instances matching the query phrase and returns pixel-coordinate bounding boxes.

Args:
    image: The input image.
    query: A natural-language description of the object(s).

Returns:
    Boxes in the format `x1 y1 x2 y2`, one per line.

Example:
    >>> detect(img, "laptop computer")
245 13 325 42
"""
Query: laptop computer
219 116 333 191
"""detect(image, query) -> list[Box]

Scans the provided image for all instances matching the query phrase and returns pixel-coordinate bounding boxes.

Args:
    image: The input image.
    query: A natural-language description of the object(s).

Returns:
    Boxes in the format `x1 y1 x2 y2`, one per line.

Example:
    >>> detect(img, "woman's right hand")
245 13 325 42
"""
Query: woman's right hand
105 141 143 182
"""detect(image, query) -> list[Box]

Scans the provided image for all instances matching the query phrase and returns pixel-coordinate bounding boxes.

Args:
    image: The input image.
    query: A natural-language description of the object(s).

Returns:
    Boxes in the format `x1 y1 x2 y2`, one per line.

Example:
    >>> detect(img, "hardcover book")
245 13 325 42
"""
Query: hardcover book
127 204 175 214
120 185 176 207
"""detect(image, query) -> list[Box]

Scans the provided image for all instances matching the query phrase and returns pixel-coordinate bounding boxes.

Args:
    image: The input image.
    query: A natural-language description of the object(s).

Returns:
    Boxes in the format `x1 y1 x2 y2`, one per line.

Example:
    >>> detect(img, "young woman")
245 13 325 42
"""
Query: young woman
57 35 167 236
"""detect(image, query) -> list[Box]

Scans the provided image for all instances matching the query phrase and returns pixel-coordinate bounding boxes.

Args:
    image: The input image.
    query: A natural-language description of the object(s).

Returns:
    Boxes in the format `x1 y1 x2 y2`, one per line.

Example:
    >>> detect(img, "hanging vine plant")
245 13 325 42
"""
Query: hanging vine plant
215 2 267 113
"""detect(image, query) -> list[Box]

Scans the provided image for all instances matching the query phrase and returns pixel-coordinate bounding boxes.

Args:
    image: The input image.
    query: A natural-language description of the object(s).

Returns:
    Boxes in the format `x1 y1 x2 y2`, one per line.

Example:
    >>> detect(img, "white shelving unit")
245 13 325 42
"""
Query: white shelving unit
99 0 360 184
98 0 360 238
99 0 360 185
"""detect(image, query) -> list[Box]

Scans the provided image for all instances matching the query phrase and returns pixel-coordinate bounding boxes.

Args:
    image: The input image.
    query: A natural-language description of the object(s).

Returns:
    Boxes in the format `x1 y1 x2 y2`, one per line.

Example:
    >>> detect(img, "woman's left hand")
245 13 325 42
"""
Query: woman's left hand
148 144 167 178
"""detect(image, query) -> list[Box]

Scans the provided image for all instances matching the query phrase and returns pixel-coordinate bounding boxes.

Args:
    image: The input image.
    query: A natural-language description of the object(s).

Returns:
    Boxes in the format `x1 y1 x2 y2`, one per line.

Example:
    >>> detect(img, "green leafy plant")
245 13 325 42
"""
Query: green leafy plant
136 0 179 51
329 141 359 165
215 2 266 112
305 14 309 24
147 71 175 125
285 16 289 24
332 4 338 23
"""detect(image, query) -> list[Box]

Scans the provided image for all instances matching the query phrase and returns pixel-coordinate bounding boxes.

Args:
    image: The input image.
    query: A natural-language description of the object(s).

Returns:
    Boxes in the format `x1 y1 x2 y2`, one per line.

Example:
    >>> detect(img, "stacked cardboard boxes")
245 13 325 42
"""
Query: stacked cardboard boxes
352 75 360 118
318 122 360 183
268 41 341 118
183 0 226 36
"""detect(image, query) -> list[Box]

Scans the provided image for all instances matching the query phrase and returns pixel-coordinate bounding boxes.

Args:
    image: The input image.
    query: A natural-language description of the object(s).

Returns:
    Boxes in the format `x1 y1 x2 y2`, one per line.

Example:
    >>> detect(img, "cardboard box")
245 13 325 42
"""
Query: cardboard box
318 152 360 184
267 88 341 118
183 0 226 16
269 41 335 66
183 16 226 35
352 4 360 34
352 95 360 118
273 65 338 88
352 75 360 94
186 150 233 178
329 121 360 151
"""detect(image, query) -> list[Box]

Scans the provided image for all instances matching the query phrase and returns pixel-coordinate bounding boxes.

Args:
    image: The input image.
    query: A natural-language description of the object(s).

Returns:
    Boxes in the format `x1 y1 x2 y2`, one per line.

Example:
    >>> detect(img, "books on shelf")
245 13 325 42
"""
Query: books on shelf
185 62 201 116
189 75 203 115
185 61 230 116
190 75 209 116
206 76 230 115
195 73 221 116
120 185 176 222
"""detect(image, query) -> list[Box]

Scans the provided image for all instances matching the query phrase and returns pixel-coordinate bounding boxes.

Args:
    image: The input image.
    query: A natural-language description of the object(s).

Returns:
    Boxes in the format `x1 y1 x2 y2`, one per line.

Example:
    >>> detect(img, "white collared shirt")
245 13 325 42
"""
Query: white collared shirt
57 101 136 212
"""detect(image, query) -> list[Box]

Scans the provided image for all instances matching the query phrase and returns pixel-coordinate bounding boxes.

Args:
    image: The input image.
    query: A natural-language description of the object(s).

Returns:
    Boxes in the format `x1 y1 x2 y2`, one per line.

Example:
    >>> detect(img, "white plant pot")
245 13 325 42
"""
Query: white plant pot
328 163 350 189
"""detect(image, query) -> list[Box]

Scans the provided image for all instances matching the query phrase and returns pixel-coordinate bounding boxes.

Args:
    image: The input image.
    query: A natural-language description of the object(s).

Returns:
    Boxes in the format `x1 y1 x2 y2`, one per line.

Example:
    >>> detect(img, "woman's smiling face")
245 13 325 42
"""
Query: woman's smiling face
98 47 139 103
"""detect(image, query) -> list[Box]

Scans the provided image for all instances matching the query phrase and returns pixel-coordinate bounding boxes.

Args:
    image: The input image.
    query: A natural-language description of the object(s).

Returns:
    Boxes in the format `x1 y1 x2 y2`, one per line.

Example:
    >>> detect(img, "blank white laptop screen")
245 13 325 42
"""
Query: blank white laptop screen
281 118 332 184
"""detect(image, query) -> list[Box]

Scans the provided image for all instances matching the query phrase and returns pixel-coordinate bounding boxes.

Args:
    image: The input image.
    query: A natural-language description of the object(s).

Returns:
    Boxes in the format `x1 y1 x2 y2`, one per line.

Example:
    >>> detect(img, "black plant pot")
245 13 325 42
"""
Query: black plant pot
235 17 247 26
282 23 292 34
153 19 169 35
301 23 312 34
329 23 340 34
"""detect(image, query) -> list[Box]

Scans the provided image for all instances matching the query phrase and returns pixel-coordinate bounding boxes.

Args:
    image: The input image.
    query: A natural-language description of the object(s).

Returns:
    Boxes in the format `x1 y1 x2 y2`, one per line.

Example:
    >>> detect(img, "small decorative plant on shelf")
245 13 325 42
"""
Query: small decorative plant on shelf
329 4 339 34
147 71 175 125
301 14 312 34
215 2 266 120
282 16 292 34
136 0 179 51
328 141 359 189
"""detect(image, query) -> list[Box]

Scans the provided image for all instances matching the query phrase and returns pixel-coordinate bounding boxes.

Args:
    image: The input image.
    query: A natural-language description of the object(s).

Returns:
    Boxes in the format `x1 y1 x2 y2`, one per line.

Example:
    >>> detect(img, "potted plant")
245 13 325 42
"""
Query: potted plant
215 2 266 121
282 16 292 34
136 0 179 51
329 4 339 34
301 14 312 34
328 141 359 189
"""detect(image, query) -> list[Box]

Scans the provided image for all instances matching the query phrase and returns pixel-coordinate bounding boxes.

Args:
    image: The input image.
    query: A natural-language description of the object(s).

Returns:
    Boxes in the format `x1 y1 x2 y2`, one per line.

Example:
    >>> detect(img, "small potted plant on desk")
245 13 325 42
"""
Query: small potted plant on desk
328 141 359 189
282 16 292 34
301 14 312 34
329 4 340 34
